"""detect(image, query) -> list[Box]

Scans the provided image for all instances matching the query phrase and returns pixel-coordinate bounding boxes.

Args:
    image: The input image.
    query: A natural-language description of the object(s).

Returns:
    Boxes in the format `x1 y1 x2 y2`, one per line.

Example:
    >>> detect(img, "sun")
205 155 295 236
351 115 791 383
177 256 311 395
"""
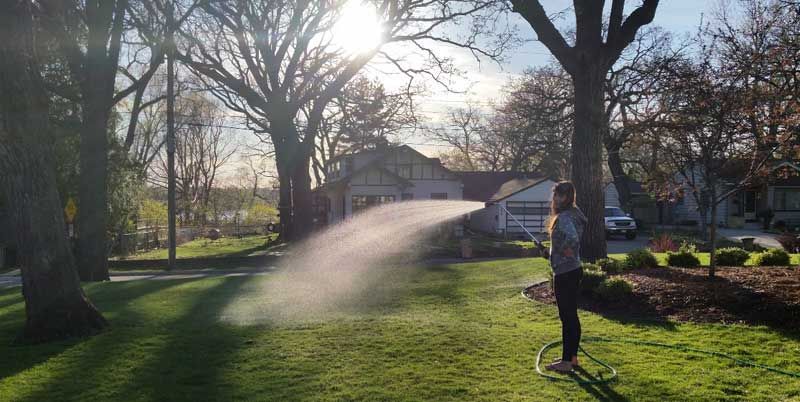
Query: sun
332 1 385 55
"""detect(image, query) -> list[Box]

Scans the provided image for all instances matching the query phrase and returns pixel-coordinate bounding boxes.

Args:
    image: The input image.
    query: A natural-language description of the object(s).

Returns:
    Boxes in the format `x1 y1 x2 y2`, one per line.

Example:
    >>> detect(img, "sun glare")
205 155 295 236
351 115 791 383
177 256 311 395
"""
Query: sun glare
332 1 385 55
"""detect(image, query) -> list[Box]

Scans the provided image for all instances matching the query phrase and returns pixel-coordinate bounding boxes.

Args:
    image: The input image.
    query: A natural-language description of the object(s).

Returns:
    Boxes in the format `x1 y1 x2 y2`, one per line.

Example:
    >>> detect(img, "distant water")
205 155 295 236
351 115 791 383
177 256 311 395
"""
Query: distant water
220 200 484 324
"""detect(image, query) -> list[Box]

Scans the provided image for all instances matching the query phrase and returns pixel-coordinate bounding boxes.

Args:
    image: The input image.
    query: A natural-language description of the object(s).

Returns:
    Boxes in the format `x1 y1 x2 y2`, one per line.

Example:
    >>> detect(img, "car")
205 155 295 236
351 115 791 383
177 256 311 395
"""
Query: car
605 206 637 240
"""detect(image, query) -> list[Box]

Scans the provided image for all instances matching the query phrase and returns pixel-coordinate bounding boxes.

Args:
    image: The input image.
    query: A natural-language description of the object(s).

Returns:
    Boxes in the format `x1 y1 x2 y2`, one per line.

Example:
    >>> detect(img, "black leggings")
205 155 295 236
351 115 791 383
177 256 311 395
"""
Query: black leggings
554 268 582 361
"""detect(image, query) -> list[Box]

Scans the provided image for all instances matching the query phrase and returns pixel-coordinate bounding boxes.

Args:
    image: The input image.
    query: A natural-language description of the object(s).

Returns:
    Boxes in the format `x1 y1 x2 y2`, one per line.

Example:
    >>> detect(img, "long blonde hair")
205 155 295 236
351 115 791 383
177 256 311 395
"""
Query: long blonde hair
547 181 576 234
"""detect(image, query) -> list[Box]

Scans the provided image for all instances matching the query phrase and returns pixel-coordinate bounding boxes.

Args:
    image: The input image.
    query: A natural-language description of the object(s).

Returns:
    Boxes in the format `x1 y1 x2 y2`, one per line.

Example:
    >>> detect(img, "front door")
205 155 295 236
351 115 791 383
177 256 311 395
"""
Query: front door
744 191 757 221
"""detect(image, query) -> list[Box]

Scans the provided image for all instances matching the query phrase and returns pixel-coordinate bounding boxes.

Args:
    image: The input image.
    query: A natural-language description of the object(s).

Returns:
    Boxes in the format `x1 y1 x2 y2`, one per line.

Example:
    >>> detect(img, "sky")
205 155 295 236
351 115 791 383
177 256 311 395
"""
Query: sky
407 0 717 156
217 1 721 184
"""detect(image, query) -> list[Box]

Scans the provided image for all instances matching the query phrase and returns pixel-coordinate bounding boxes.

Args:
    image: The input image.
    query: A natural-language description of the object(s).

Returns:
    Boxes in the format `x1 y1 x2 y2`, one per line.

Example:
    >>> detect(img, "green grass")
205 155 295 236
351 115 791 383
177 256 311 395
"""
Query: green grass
121 234 276 260
1 259 799 401
608 252 800 266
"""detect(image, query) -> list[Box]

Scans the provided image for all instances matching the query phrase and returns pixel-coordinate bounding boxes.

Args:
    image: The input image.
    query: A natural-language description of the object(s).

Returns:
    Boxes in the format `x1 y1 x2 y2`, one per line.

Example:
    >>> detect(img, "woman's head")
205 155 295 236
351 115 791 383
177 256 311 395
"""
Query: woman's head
548 181 576 233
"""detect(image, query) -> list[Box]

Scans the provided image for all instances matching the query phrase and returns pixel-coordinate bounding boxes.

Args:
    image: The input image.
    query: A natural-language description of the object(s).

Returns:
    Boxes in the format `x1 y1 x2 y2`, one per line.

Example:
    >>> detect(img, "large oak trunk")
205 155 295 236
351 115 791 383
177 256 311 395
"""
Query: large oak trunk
0 0 107 343
571 68 608 261
77 104 110 281
291 156 314 240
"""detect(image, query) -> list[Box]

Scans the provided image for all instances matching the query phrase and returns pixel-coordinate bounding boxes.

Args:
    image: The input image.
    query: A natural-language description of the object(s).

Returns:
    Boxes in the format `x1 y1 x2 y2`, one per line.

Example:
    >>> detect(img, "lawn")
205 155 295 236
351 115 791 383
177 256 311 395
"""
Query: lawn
120 234 276 260
1 258 799 401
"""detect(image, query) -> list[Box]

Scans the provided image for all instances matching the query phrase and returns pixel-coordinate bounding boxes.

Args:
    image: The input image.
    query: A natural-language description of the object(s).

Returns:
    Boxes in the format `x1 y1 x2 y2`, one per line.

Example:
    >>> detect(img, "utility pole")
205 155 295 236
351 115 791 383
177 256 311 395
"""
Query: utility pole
166 2 177 270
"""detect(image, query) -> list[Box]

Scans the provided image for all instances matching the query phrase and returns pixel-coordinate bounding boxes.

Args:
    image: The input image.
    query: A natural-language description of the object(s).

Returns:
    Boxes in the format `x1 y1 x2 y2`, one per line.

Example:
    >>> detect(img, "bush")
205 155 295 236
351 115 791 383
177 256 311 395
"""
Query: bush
715 247 750 266
581 262 602 272
596 258 624 274
624 249 659 270
666 251 701 268
650 233 678 252
594 278 634 301
752 248 791 266
580 269 607 295
776 234 800 253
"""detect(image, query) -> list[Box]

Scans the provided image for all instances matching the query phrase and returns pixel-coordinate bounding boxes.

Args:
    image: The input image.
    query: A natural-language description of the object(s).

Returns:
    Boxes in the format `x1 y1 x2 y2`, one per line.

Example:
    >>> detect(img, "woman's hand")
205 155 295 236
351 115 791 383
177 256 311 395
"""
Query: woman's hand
562 247 574 257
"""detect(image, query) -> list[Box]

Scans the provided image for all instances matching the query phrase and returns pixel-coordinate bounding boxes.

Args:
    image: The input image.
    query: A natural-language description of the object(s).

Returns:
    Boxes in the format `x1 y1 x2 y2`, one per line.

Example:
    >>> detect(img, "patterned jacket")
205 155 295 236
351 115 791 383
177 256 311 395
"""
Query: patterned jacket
549 206 587 276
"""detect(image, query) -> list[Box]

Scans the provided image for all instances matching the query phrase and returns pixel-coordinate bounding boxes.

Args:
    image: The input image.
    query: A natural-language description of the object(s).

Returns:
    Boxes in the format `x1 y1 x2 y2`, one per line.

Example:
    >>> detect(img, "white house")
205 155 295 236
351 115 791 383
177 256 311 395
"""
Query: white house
317 145 463 224
458 172 556 237
661 162 800 229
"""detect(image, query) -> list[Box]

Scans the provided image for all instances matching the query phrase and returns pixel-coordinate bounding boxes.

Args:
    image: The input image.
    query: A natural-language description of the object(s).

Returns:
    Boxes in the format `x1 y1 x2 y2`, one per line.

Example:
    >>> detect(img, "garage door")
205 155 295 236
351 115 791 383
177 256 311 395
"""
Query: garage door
504 201 549 236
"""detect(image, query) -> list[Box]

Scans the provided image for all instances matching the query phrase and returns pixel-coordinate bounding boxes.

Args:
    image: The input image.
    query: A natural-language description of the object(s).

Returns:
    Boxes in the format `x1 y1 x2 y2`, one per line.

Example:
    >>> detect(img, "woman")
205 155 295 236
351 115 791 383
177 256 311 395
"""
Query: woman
545 181 587 373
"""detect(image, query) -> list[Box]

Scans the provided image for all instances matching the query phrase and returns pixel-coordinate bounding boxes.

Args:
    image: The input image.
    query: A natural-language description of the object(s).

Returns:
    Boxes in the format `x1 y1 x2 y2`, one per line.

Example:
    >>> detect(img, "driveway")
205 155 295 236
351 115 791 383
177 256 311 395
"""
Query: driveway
606 235 649 254
717 228 783 249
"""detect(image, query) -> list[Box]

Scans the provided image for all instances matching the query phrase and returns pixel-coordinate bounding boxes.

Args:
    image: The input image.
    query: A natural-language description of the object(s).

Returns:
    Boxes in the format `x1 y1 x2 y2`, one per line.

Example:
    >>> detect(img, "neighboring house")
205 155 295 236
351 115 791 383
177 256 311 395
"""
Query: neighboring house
458 172 556 237
316 145 463 224
604 180 660 225
667 162 800 228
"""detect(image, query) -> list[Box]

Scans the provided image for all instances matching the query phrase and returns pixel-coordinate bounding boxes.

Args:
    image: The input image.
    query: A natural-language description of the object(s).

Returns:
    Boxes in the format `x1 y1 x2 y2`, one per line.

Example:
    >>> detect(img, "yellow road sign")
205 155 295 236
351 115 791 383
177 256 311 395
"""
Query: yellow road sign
64 198 77 223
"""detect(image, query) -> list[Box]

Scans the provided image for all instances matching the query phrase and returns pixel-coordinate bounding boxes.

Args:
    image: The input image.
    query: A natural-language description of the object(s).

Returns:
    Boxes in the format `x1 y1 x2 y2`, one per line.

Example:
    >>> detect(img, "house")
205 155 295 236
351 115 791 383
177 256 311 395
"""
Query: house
458 172 556 238
604 180 660 225
667 162 800 229
317 145 463 224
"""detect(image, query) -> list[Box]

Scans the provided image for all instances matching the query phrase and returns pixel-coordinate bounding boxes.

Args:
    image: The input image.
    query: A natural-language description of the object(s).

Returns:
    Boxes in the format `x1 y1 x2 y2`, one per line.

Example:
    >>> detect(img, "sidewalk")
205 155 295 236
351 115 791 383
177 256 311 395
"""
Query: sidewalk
0 266 275 289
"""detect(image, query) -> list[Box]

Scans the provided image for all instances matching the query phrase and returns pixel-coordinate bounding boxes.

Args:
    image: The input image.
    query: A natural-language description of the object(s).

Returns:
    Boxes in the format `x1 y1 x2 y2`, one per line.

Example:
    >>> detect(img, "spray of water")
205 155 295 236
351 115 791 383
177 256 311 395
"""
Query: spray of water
220 200 484 324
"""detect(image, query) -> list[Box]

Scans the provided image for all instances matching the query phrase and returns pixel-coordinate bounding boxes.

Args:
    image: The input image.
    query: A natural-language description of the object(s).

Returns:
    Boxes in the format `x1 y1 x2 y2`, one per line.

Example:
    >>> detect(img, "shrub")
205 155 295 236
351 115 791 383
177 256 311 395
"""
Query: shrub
649 233 678 252
776 234 800 253
594 278 634 301
752 248 791 266
580 269 607 295
774 220 787 232
666 251 701 268
624 249 659 270
596 258 624 274
715 247 750 266
581 262 602 272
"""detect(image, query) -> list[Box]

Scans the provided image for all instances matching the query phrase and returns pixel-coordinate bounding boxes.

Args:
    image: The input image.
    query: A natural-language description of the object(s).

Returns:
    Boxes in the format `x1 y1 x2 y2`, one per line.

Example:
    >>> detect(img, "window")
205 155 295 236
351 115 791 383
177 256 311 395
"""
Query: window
401 193 414 201
774 188 800 211
352 195 395 213
431 193 448 200
344 157 353 174
398 164 412 178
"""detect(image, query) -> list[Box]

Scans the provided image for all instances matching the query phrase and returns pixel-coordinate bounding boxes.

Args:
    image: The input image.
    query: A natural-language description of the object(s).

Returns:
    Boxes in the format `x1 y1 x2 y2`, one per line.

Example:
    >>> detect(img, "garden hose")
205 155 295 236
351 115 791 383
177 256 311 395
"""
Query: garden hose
523 290 800 384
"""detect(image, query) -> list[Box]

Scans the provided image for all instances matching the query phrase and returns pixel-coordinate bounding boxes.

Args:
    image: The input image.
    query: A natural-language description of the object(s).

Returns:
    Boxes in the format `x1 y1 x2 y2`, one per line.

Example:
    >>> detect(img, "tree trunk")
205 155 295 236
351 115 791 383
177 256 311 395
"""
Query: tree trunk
708 199 718 279
76 102 110 281
605 138 633 211
571 67 608 261
0 0 107 342
291 156 314 240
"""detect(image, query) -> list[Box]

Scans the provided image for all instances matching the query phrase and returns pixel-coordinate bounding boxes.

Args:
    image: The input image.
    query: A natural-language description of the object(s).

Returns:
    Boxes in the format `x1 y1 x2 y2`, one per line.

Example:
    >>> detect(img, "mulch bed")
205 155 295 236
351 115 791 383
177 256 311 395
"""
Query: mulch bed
525 266 800 331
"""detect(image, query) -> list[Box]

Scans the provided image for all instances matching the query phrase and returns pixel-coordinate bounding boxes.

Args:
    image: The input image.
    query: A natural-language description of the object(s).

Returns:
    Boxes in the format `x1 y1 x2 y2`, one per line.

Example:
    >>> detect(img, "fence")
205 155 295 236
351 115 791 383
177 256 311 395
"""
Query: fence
112 222 276 257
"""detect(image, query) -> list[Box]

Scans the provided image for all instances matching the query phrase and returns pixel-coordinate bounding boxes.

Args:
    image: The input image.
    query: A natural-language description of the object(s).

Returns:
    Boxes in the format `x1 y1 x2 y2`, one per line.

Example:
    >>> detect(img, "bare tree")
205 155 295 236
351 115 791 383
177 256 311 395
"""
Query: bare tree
175 0 512 240
603 27 680 210
510 0 661 260
660 52 794 278
313 76 418 184
0 0 107 342
429 104 486 171
150 94 237 225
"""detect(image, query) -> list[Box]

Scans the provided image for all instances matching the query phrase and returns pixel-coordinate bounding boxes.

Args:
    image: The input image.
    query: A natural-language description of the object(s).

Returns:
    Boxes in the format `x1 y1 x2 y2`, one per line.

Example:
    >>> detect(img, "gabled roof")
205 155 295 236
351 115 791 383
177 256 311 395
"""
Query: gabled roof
457 172 551 202
321 158 413 191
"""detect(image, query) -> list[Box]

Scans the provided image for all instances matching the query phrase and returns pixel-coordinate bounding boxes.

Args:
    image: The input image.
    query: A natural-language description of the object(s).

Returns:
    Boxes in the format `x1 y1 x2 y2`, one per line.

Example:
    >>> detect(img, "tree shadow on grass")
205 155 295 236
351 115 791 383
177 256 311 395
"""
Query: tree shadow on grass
0 279 188 385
